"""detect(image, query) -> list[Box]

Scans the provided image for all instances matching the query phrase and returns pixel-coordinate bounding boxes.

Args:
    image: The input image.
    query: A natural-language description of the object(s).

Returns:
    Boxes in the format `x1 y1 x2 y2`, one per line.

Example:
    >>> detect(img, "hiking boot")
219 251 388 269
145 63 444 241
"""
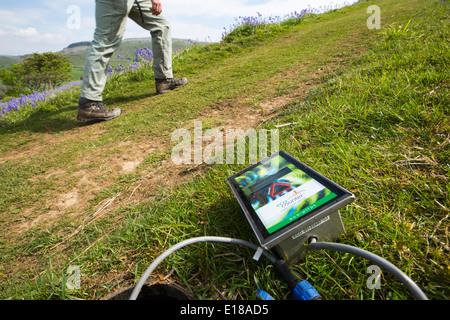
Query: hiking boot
155 77 188 94
77 99 122 122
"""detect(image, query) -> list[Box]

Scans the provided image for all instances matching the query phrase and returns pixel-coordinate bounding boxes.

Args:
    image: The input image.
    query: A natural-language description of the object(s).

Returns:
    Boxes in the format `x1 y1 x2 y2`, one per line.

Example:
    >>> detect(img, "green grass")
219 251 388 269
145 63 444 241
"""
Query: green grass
0 0 448 300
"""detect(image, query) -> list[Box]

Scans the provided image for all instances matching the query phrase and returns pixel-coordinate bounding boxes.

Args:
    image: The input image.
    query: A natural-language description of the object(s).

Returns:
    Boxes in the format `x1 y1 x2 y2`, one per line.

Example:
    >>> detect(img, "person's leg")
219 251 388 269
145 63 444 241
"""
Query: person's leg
128 0 173 79
128 1 187 93
78 0 129 121
81 0 129 101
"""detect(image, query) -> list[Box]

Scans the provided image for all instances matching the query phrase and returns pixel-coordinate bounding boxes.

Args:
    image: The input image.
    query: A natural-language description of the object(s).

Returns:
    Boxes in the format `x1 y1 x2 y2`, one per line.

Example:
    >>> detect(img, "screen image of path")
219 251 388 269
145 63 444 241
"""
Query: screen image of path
235 155 338 234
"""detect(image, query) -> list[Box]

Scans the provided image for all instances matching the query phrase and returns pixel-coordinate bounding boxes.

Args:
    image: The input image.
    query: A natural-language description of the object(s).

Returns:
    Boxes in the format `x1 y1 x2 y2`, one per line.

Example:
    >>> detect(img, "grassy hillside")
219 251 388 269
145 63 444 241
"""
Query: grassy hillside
0 56 22 68
0 38 195 98
0 0 448 302
67 38 195 80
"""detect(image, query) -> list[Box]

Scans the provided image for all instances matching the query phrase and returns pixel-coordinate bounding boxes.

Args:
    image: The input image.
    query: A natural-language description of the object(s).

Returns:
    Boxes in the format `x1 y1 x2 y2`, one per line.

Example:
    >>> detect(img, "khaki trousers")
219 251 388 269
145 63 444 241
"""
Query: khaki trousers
81 0 173 101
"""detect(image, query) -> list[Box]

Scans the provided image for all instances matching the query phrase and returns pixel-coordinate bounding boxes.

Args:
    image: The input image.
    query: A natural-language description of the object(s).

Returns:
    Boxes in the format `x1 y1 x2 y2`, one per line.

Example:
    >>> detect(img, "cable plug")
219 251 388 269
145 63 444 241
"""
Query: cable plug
292 280 322 300
256 289 275 300
274 259 322 300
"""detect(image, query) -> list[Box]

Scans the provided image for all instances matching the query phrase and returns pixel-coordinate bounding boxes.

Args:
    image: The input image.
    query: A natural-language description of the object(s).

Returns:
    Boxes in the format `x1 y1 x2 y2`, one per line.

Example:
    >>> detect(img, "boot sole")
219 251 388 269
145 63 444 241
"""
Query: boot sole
77 110 122 122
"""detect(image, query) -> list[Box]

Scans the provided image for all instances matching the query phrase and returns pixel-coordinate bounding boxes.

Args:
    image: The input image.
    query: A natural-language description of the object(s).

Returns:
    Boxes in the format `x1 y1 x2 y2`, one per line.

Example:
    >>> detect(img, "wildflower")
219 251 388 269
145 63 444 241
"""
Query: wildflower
107 66 114 77
0 81 82 118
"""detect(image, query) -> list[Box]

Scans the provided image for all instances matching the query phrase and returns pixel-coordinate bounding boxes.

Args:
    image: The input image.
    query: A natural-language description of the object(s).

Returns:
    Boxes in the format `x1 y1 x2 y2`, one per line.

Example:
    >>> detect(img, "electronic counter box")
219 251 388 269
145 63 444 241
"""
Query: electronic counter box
227 151 355 264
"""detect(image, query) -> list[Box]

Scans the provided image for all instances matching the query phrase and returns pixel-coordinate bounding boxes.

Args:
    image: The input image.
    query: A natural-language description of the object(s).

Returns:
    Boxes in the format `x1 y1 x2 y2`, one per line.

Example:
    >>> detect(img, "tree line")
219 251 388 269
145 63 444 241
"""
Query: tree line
0 52 72 99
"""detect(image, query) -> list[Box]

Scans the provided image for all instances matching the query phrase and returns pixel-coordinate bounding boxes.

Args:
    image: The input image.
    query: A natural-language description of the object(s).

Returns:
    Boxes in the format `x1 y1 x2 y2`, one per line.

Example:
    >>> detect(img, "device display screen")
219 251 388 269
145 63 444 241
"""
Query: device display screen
227 151 353 243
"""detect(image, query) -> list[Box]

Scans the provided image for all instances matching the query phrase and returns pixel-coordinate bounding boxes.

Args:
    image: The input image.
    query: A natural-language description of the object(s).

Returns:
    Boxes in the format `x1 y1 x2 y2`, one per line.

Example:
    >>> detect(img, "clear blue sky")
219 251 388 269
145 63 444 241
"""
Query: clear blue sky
0 0 357 56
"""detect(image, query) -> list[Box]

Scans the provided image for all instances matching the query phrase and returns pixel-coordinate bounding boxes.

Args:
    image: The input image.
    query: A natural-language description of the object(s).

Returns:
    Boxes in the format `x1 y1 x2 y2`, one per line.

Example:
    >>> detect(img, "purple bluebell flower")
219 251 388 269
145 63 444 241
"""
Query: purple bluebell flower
0 81 82 118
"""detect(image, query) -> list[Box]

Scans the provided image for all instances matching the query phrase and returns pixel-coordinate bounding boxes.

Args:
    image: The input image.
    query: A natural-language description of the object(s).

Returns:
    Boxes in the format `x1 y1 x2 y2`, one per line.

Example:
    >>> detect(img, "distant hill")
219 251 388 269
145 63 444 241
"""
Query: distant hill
67 41 92 48
0 55 22 68
0 37 202 83
62 42 91 56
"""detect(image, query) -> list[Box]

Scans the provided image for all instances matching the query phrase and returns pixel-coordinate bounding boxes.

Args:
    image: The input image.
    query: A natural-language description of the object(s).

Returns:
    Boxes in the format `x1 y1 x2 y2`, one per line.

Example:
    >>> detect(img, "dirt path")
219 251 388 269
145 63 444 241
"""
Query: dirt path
1 11 367 283
3 70 318 253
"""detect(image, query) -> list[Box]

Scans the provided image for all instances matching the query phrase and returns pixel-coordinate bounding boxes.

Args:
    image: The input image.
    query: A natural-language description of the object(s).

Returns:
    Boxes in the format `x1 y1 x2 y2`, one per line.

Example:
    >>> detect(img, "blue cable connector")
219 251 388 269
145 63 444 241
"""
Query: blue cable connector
257 289 276 300
292 280 321 300
273 260 322 300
